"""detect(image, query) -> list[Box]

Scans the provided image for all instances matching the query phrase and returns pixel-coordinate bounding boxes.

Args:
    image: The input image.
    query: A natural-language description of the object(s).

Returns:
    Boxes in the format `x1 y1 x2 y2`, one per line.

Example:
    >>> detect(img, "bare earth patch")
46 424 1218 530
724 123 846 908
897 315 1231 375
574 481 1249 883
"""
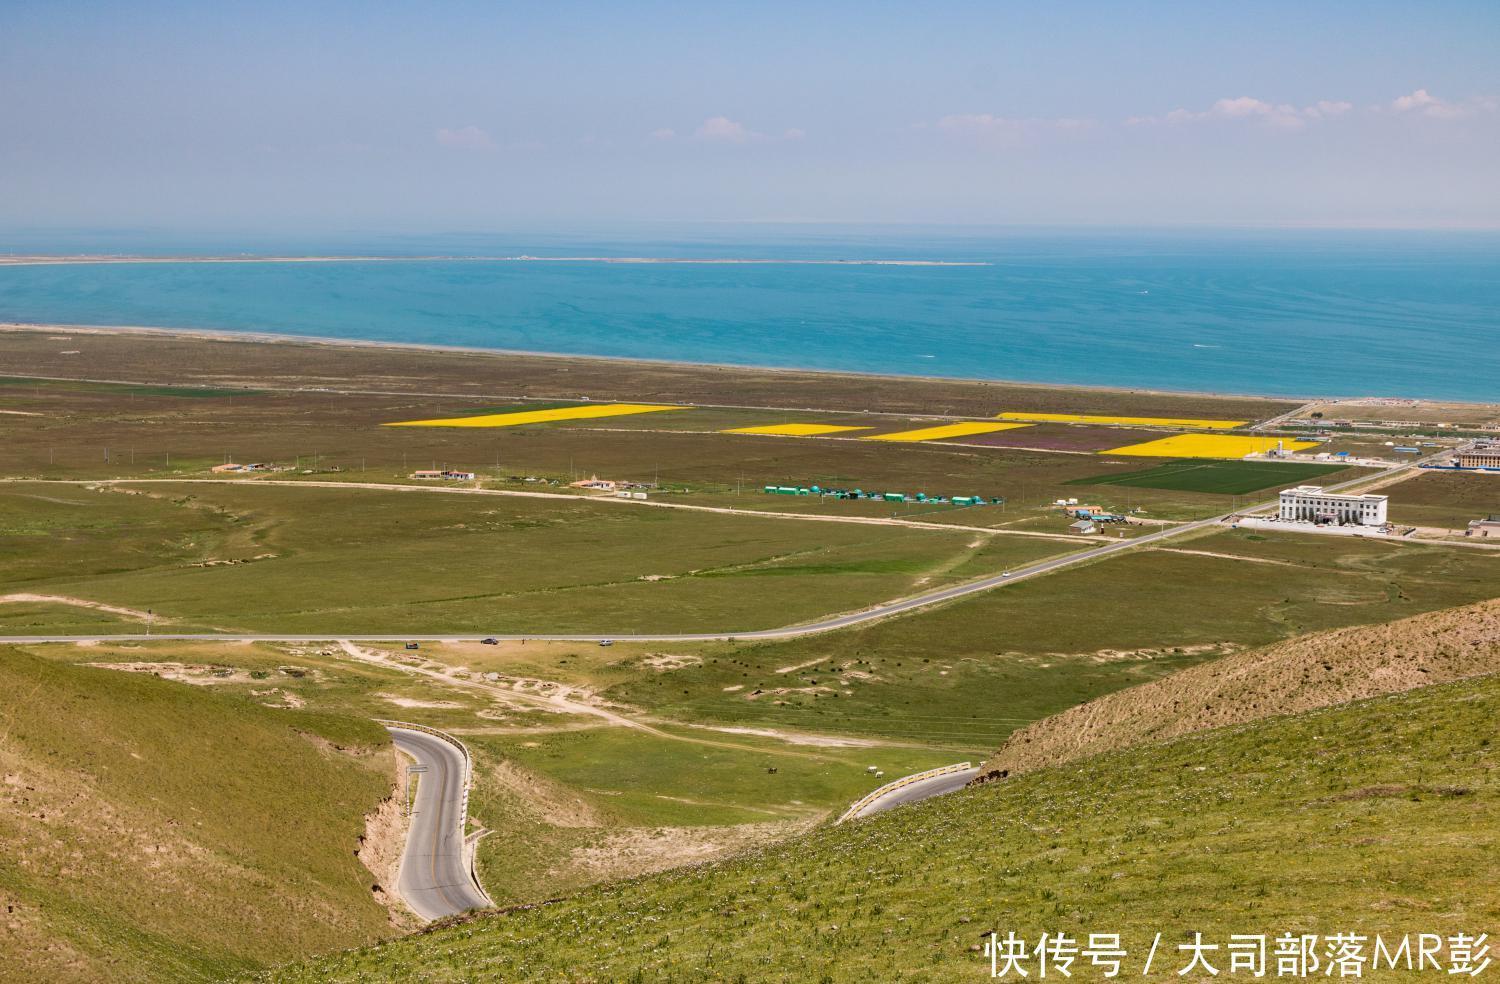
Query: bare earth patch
85 661 253 685
686 724 881 748
357 750 421 931
375 693 465 710
486 759 603 829
640 653 702 671
553 819 817 884
0 593 155 621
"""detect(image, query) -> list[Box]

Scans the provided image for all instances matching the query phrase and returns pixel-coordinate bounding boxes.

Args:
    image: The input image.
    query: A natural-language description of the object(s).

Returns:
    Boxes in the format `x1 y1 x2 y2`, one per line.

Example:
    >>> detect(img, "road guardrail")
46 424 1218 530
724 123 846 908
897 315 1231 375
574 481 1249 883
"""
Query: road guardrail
836 761 972 824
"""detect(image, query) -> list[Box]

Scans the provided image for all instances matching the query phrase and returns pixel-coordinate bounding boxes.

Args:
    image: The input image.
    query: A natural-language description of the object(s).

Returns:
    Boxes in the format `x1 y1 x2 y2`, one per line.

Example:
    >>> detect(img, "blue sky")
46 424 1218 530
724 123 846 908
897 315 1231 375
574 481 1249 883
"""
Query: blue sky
3 1 1498 232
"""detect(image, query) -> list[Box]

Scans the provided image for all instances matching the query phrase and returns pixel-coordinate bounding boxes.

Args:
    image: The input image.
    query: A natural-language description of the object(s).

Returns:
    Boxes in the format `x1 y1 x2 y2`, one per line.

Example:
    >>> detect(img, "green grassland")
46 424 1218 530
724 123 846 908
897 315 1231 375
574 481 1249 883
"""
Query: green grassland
266 672 1500 983
605 528 1500 746
3 481 1079 634
1068 458 1351 495
462 726 960 907
14 639 967 911
0 646 398 983
1387 470 1500 529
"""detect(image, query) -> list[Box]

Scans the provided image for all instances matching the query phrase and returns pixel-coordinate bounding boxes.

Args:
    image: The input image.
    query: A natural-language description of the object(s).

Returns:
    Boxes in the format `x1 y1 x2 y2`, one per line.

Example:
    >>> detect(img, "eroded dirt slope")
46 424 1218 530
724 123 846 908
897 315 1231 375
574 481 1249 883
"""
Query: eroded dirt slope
981 597 1500 778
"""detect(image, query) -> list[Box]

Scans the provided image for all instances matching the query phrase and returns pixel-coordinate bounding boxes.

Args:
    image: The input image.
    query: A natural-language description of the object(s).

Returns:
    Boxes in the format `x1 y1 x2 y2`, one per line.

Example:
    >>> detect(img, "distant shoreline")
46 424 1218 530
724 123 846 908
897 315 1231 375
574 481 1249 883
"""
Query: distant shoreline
0 254 989 268
2 319 1477 409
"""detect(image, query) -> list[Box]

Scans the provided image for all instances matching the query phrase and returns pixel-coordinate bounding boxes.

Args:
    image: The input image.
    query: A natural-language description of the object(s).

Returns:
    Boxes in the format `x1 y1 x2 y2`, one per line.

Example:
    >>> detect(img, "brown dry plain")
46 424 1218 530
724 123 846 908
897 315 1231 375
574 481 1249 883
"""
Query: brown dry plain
1296 397 1500 429
0 323 1298 419
0 357 1338 531
982 597 1500 777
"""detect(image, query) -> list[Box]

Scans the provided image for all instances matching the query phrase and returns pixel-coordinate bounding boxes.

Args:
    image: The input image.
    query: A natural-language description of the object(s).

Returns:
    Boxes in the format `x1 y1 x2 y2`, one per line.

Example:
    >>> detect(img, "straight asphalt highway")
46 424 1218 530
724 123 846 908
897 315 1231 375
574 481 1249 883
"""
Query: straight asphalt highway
386 725 491 921
0 450 1442 647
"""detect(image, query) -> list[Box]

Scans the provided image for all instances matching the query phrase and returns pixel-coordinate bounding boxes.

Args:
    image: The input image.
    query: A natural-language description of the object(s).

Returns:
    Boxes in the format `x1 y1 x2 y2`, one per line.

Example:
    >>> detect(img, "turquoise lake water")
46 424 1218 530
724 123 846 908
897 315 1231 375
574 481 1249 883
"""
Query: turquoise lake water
0 231 1495 401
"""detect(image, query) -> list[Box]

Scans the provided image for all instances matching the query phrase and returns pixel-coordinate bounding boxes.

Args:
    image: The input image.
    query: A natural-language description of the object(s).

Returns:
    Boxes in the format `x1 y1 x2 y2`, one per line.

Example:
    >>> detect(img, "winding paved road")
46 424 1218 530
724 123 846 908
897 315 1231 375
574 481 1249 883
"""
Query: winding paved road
385 725 491 921
845 766 981 821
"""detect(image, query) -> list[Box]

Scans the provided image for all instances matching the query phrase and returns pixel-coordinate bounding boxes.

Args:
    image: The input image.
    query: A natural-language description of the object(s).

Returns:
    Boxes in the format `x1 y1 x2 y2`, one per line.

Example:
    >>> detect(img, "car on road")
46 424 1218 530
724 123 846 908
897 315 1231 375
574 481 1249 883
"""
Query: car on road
481 637 499 645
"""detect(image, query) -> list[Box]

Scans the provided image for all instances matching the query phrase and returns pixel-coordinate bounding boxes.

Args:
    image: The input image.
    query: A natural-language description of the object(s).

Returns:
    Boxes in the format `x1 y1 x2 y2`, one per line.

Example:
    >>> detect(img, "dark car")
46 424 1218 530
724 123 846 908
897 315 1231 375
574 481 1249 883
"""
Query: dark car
481 637 499 645
404 642 420 650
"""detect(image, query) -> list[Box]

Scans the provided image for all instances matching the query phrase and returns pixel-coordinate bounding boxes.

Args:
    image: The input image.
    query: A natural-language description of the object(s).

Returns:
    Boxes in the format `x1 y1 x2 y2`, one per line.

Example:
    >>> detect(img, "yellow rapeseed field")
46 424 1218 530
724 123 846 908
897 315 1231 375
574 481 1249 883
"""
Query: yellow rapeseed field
997 412 1248 429
723 423 872 436
385 403 682 428
1104 434 1319 458
864 421 1032 442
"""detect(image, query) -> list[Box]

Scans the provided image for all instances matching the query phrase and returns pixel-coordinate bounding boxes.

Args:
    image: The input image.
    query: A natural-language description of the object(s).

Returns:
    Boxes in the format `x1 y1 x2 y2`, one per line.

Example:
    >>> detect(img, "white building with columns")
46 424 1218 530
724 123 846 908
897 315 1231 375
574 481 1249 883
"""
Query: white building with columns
1278 485 1388 526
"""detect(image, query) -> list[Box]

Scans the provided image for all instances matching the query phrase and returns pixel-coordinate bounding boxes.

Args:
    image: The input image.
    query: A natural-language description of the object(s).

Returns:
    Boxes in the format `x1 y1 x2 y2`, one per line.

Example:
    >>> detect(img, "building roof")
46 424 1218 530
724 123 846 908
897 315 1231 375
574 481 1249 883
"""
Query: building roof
1281 485 1387 502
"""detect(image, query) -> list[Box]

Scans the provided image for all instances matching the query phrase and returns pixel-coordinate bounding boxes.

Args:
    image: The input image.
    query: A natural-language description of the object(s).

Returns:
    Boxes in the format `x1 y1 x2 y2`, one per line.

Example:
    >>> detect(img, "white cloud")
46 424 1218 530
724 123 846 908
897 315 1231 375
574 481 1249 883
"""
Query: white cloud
1385 88 1493 120
684 117 801 144
649 127 676 140
935 113 1092 142
435 125 496 151
1132 90 1493 129
1130 96 1351 129
695 116 755 142
1307 99 1353 119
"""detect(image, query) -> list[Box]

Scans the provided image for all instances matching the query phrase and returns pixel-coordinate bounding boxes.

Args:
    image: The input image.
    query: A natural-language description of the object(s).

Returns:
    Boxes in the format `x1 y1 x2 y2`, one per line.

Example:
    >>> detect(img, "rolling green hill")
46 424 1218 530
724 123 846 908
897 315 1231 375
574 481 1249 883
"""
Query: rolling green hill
266 673 1500 983
0 647 399 982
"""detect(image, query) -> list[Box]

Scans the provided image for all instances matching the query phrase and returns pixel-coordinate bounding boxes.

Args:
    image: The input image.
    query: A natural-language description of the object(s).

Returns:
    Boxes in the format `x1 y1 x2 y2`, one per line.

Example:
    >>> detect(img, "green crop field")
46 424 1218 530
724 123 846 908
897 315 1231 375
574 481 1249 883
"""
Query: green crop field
1067 458 1352 495
265 673 1500 983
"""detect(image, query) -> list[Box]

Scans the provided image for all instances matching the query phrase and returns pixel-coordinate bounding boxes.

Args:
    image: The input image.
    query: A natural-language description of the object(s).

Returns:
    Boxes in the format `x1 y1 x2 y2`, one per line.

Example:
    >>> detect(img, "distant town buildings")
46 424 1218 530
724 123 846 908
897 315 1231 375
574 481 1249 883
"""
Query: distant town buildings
211 462 272 473
410 469 476 481
1468 515 1500 537
1456 443 1500 471
1278 486 1388 527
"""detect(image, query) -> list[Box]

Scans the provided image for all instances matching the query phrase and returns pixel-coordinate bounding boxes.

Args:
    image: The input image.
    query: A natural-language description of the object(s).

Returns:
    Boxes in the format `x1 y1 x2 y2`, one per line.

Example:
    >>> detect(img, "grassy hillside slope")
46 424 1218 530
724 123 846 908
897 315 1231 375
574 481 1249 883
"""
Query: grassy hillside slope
268 674 1499 983
984 598 1500 777
0 647 399 983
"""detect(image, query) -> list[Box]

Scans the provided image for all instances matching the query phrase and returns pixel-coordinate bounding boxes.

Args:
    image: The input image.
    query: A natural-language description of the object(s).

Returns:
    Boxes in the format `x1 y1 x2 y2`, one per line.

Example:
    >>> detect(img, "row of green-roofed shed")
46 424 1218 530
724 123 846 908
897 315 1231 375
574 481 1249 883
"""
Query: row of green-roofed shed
763 485 1004 507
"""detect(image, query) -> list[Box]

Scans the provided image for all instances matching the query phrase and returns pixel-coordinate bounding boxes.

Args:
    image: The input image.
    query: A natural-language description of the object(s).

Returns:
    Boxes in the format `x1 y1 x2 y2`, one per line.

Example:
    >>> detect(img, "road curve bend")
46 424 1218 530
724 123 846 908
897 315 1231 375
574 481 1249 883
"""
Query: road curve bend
383 723 492 921
839 763 980 822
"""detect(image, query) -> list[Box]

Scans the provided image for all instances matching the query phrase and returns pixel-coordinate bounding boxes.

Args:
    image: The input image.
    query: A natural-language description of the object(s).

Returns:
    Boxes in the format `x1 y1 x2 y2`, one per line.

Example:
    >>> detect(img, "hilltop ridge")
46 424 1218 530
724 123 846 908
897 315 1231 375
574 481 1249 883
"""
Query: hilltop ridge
980 598 1500 779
